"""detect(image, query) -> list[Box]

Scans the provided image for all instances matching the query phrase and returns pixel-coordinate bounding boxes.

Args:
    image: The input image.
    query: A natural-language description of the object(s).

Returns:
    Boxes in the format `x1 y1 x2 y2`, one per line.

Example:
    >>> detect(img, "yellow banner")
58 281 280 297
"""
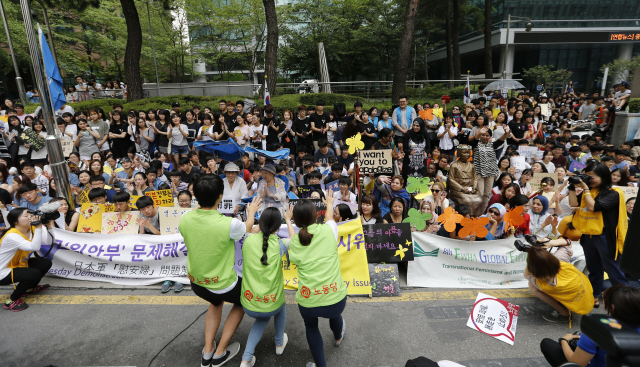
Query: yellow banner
281 219 372 295
145 189 174 207
130 195 142 209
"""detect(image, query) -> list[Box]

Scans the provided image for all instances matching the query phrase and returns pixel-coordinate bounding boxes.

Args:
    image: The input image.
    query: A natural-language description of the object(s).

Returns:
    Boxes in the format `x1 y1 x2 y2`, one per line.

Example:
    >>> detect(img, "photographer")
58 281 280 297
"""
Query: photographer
569 162 628 308
0 208 53 311
540 285 640 367
523 239 594 323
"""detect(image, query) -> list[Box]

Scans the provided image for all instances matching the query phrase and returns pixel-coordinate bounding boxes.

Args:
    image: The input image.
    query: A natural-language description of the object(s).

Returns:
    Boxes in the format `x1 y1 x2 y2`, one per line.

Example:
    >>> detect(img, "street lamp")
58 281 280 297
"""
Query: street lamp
502 14 532 80
0 0 27 105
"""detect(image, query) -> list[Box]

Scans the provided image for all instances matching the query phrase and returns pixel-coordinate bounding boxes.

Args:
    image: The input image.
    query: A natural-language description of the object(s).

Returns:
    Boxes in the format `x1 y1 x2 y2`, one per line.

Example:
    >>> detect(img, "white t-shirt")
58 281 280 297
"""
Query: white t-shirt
437 125 458 150
197 125 214 141
334 191 357 203
30 173 50 193
0 227 51 280
55 105 75 119
250 124 268 150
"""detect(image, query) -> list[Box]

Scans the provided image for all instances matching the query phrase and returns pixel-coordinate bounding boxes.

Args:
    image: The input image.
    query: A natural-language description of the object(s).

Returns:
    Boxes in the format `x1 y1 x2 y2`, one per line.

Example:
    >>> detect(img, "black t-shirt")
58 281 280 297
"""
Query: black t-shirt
309 112 330 141
372 141 391 151
181 166 201 184
183 121 200 144
155 121 169 146
263 115 281 145
0 187 12 206
629 164 640 179
338 154 354 171
294 117 313 146
358 122 376 150
109 123 129 150
579 189 621 258
507 120 526 145
224 112 238 131
383 213 408 224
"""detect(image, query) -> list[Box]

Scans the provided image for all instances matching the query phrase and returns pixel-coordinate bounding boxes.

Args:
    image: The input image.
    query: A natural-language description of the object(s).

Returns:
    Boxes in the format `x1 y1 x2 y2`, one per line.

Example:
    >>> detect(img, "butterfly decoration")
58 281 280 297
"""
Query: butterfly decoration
395 244 409 260
432 108 444 119
458 216 490 239
406 177 431 194
346 133 364 154
504 206 525 228
402 208 432 231
424 109 434 120
437 206 464 232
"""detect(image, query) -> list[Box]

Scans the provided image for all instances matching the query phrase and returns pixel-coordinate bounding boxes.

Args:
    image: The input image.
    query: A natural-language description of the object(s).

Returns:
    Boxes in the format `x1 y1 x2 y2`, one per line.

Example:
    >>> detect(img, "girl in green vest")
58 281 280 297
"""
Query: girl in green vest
290 190 348 367
240 205 295 366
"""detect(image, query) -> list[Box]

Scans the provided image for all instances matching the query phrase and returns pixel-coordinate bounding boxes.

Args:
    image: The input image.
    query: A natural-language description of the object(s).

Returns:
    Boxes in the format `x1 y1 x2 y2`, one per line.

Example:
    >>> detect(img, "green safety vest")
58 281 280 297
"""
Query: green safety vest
241 233 285 313
289 223 347 308
179 209 237 291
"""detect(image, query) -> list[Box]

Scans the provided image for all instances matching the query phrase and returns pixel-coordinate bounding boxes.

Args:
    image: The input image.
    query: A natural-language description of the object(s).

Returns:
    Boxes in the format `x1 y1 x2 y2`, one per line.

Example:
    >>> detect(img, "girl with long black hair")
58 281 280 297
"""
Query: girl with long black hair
402 117 430 179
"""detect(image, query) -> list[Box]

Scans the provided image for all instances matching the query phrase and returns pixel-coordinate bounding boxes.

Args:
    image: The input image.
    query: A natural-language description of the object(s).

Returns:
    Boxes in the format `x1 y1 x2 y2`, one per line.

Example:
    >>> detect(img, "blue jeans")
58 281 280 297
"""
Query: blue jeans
242 304 286 361
582 233 628 297
171 144 189 155
298 297 346 367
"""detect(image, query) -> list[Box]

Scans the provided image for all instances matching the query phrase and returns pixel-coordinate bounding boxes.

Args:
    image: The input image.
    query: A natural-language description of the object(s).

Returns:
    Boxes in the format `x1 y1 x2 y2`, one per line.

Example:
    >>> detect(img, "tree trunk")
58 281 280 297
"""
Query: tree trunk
263 0 278 98
484 0 493 79
445 0 453 82
452 0 461 80
391 0 419 102
120 0 143 101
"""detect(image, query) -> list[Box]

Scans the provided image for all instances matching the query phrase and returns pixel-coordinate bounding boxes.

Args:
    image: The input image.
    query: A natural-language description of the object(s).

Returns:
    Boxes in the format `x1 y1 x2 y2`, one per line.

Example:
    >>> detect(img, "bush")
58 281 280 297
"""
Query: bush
629 98 640 113
213 73 246 82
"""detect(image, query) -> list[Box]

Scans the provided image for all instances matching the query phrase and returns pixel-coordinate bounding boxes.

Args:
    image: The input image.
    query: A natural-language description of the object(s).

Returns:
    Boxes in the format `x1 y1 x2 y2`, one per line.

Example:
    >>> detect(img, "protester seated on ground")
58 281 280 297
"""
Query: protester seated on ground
88 188 108 204
419 199 441 234
305 170 323 186
176 190 193 209
373 174 411 218
323 163 343 185
435 204 475 240
529 195 560 238
313 138 336 168
20 160 49 195
507 194 531 237
492 172 514 196
430 181 450 215
360 195 384 225
333 203 355 223
540 284 640 367
483 204 507 240
487 182 520 211
112 192 133 213
125 172 154 196
88 175 115 202
334 177 356 203
0 207 54 311
51 197 79 231
17 183 51 211
167 169 188 197
309 189 325 200
524 238 593 323
255 164 288 211
383 197 408 224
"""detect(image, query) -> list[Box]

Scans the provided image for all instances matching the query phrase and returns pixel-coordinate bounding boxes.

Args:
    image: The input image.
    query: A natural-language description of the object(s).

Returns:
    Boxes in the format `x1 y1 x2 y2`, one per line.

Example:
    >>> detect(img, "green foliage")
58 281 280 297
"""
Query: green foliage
298 93 361 106
600 56 640 84
522 65 572 87
629 98 640 113
213 73 247 82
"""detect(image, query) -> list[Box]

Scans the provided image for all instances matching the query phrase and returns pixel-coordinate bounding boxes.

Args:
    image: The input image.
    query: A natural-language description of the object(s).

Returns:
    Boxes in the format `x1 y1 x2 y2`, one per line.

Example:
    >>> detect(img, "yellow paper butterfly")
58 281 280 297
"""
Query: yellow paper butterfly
346 133 364 154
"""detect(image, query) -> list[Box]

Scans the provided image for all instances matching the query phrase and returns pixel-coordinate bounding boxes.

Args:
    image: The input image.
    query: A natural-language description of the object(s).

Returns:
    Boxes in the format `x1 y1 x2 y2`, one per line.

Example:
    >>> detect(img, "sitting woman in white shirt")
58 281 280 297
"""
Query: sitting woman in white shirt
221 162 249 216
333 176 357 203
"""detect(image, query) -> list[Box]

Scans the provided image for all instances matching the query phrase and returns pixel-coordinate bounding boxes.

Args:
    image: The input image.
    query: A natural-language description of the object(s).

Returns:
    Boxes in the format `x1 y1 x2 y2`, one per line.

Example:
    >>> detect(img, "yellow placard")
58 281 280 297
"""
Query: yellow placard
77 186 91 204
281 219 372 295
77 203 105 233
159 207 192 234
145 189 174 207
101 211 140 234
130 195 142 209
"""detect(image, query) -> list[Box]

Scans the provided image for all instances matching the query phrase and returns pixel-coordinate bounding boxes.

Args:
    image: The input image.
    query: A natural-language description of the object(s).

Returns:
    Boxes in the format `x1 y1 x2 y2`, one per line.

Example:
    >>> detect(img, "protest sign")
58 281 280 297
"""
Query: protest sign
61 140 74 157
509 156 526 171
290 198 326 223
217 196 237 214
130 195 142 209
363 223 413 263
614 186 638 201
517 146 538 160
466 292 519 345
20 129 45 151
145 189 174 207
368 263 401 297
325 180 340 193
77 186 91 205
159 207 192 234
101 211 140 235
359 150 392 174
297 184 322 199
530 172 558 192
77 203 115 233
568 160 586 173
280 219 372 295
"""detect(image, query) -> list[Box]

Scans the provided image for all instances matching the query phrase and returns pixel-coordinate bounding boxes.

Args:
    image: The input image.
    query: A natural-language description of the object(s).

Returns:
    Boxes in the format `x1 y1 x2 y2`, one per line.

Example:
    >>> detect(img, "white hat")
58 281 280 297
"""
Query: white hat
224 162 240 172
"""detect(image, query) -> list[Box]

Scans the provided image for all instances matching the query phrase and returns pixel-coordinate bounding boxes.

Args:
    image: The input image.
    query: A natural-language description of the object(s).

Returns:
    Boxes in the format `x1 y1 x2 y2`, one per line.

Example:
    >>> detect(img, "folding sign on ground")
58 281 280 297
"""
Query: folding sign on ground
466 292 519 345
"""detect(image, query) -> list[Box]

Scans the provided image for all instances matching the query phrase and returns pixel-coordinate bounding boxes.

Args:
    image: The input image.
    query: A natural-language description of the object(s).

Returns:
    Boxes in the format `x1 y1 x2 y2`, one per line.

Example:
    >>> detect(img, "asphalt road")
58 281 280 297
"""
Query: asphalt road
0 277 607 367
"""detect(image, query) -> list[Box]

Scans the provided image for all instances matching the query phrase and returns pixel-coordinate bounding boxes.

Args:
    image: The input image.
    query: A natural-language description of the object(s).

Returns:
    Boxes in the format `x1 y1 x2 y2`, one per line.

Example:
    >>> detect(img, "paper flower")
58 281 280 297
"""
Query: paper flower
436 206 463 232
459 216 490 239
504 206 525 228
402 208 432 231
346 133 364 154
406 177 431 194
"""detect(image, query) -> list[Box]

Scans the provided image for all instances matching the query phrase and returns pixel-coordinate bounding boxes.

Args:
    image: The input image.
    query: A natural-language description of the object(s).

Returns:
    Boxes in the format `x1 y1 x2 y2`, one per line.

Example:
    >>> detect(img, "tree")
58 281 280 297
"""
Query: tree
483 0 492 79
522 65 572 92
391 0 418 101
451 0 460 80
262 0 277 97
445 0 453 81
601 56 640 84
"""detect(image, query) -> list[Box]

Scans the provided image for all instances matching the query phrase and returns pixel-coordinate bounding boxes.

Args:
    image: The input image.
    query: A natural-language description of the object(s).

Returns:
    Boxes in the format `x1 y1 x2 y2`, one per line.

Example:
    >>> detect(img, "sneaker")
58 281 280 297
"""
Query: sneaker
201 342 217 367
4 298 28 312
543 311 570 323
240 356 256 367
161 280 173 293
174 282 185 293
211 342 240 366
306 363 316 367
25 284 50 296
276 333 288 355
334 318 346 347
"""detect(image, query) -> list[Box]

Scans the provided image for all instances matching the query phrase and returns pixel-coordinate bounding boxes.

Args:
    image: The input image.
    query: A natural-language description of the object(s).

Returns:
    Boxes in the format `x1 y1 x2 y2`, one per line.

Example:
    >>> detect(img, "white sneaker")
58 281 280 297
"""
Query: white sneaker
240 356 255 367
276 333 288 355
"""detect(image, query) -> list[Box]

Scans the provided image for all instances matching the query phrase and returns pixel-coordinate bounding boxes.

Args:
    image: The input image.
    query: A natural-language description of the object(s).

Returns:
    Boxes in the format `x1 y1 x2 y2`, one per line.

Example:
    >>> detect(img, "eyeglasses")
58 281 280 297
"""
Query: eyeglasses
453 108 460 111
489 211 500 216
432 189 441 193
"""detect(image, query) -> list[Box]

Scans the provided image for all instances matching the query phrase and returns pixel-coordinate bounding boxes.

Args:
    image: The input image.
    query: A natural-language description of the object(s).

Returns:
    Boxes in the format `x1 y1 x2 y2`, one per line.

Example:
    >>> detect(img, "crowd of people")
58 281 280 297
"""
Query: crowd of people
0 82 638 366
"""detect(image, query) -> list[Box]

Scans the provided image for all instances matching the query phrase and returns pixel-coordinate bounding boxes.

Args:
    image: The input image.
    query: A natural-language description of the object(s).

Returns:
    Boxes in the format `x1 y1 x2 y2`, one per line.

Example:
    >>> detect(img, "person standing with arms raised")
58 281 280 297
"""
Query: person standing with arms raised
179 174 262 367
290 190 347 367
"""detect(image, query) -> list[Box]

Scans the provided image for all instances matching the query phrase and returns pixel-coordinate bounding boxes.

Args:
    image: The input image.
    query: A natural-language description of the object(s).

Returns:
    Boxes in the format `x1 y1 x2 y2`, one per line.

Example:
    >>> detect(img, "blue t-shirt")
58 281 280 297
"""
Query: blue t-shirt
19 194 52 211
115 169 139 191
613 161 630 170
576 327 640 367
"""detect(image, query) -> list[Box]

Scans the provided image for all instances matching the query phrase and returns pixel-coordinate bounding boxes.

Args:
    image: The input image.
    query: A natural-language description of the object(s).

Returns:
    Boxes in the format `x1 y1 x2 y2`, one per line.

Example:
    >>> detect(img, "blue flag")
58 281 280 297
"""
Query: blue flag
39 26 66 110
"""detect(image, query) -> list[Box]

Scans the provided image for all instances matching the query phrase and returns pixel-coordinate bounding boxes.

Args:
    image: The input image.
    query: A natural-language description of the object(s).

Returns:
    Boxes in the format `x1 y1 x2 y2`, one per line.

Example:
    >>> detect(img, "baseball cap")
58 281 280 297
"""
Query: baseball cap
171 102 180 107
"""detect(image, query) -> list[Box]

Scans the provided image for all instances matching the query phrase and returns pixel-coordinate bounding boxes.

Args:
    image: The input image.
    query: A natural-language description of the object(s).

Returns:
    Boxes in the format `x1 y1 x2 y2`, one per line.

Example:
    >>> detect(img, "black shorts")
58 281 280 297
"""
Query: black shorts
191 276 243 306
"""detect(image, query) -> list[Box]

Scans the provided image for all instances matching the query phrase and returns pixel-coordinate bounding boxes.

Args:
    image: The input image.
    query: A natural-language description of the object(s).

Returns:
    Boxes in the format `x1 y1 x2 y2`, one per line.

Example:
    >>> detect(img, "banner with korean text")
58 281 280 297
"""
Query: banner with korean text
408 233 584 289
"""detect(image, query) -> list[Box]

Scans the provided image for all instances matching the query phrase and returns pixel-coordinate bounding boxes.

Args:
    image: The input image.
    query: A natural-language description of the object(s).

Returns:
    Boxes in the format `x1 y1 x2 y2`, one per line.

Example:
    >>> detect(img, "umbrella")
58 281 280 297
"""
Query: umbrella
244 146 291 160
484 79 526 91
193 139 245 162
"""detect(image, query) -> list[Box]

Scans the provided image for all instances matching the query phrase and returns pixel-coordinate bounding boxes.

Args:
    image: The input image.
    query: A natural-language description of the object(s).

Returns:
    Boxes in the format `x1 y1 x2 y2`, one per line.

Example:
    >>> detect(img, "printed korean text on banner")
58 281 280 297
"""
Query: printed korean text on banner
159 207 192 234
145 189 174 207
217 196 237 214
289 199 326 223
530 173 559 192
368 263 401 297
363 223 414 263
359 150 392 174
280 219 372 295
77 203 115 233
101 211 140 234
61 140 74 157
297 184 322 199
466 292 519 345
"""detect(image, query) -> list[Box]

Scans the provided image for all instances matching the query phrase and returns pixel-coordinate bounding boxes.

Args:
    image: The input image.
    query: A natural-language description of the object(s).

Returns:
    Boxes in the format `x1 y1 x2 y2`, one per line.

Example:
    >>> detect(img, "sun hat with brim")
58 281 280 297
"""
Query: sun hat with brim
224 162 240 172
261 164 276 175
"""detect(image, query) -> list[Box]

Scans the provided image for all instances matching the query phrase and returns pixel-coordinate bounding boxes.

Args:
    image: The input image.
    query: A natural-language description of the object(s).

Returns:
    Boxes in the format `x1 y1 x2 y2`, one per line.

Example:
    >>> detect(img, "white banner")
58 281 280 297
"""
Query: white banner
408 233 583 289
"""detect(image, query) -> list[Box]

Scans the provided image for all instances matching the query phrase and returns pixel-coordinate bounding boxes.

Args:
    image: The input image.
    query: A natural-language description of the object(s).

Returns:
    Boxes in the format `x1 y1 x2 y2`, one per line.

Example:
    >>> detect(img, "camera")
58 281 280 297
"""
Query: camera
514 234 541 252
27 201 61 226
568 173 591 187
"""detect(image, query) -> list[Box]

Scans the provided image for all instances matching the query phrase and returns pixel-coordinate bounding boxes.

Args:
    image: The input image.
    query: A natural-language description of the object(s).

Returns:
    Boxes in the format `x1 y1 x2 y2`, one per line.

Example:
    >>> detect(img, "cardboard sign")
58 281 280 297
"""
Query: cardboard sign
159 207 192 234
614 186 638 202
145 189 174 207
77 186 91 204
363 223 414 263
290 198 326 224
101 211 140 235
325 179 340 193
61 140 74 157
297 184 322 199
368 263 401 297
359 149 393 174
217 196 237 214
530 173 559 193
20 129 46 151
467 292 519 345
76 203 116 233
568 160 586 173
510 156 526 170
517 146 539 160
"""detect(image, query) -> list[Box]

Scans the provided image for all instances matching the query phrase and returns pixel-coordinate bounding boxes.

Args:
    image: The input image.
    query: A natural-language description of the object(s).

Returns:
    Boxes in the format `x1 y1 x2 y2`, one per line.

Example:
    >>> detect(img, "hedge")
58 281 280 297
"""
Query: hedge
629 98 640 113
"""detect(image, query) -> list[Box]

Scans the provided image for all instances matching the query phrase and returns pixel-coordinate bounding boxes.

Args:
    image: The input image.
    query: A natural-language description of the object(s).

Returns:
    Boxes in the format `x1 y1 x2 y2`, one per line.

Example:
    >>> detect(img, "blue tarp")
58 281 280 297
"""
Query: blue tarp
193 139 245 162
244 146 290 160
